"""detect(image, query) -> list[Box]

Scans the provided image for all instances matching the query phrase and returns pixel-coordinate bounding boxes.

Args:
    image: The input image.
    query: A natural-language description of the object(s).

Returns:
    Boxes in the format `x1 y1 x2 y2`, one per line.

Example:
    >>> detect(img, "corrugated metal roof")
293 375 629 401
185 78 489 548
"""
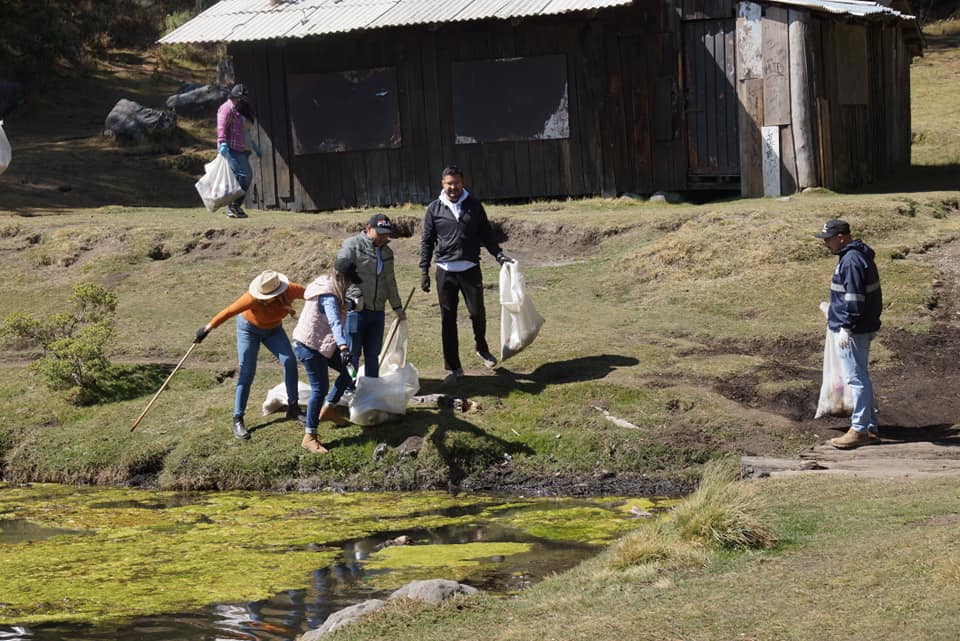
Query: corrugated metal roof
768 0 915 19
159 0 914 44
159 0 632 43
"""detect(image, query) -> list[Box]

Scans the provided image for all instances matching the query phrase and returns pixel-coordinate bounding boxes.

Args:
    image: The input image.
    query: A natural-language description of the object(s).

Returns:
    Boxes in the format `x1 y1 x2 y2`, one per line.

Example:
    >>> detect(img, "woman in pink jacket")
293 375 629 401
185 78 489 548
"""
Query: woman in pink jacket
291 259 360 453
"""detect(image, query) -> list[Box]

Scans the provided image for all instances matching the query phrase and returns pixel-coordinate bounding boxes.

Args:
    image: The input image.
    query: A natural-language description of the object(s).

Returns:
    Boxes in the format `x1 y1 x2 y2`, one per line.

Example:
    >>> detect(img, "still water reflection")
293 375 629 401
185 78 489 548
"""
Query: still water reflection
3 522 592 641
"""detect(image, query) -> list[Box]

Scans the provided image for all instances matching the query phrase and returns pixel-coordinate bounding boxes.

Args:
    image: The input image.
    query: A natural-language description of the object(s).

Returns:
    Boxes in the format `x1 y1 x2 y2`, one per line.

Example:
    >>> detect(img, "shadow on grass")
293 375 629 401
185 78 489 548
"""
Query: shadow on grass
852 164 960 194
84 363 173 405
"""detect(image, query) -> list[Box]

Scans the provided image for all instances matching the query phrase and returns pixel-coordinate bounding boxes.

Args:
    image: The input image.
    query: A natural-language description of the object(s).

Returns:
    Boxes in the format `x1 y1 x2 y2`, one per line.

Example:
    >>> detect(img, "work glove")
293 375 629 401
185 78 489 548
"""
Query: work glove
420 271 431 293
339 347 357 379
394 306 407 322
194 326 210 344
218 142 230 157
496 253 513 265
837 327 852 350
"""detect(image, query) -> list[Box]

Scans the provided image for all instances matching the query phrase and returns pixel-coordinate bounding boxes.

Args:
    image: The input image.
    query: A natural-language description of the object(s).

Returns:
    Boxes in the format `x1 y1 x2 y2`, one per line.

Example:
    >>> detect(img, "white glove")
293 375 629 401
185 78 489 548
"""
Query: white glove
837 328 852 350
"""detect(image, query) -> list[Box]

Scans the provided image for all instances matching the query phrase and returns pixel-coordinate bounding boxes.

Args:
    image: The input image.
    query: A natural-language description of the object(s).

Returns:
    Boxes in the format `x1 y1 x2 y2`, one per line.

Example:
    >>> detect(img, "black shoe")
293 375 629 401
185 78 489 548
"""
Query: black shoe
233 206 248 218
286 405 307 425
233 415 250 440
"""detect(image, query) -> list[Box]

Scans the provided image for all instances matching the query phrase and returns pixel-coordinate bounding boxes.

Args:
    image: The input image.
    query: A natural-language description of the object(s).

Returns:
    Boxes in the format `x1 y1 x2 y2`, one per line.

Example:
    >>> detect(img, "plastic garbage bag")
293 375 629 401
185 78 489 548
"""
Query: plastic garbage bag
262 380 312 416
815 301 853 418
195 154 243 212
499 260 545 361
0 120 11 176
349 319 419 426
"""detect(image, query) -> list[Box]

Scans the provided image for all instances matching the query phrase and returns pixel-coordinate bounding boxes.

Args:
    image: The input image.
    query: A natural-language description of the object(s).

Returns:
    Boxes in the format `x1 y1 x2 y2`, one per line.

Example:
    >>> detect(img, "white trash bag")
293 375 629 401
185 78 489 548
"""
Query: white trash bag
262 380 312 416
0 120 11 176
195 154 244 212
349 319 420 426
499 260 545 361
815 301 853 418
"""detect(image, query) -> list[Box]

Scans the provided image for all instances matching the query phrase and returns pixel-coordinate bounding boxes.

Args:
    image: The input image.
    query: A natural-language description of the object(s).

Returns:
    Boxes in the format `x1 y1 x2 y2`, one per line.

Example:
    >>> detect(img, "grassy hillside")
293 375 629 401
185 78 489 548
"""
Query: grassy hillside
0 24 958 492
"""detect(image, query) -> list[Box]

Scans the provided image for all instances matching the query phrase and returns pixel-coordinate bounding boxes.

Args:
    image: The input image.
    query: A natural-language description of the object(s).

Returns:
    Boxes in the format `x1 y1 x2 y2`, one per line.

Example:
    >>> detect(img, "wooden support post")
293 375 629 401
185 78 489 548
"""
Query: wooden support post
789 9 818 188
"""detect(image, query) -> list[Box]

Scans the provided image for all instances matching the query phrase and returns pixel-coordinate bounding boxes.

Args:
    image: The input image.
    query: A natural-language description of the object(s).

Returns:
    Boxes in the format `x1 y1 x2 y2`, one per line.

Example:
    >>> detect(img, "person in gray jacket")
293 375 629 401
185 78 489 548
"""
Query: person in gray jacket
335 213 405 380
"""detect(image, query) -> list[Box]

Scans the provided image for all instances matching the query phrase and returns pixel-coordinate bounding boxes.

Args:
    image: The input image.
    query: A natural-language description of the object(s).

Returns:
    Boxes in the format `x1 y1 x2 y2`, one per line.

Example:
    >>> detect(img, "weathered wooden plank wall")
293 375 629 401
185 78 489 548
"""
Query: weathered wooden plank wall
233 5 688 211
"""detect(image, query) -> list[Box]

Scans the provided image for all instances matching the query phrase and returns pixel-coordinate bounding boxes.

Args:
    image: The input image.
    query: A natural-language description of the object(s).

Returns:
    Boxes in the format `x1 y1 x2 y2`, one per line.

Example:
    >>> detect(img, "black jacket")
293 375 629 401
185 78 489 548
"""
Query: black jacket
419 195 502 271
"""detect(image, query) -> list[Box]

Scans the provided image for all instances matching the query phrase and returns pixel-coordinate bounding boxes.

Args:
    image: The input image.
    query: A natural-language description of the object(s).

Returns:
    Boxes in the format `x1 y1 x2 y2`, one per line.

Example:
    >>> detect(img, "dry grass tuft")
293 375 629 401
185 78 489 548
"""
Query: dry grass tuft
609 457 776 574
671 457 777 550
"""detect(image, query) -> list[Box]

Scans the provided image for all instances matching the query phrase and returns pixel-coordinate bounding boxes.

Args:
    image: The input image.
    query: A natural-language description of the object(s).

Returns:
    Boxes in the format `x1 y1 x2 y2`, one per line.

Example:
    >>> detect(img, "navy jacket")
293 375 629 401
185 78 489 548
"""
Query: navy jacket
419 195 502 271
828 240 882 334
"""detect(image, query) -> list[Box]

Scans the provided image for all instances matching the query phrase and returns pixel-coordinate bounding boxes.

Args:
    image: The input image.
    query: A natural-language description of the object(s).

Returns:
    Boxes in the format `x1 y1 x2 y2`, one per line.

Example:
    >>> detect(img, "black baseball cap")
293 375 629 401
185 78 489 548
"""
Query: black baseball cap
367 213 394 235
814 219 851 239
334 257 362 284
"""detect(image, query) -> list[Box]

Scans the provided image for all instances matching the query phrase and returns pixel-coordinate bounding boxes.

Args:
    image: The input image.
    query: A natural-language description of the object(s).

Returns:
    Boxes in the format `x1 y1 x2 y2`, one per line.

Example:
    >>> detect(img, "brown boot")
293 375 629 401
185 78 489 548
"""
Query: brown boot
301 433 328 454
829 428 874 449
319 402 349 426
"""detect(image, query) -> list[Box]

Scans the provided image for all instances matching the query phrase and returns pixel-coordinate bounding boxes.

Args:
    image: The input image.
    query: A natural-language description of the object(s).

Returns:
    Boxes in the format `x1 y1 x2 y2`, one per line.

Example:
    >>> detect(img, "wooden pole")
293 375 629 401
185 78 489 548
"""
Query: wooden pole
130 342 199 432
789 8 818 189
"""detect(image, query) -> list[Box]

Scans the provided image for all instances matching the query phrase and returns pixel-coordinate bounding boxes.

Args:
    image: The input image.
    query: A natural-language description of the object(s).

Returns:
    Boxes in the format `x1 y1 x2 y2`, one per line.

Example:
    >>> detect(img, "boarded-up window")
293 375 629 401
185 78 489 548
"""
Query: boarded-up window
452 55 569 144
288 68 401 154
835 24 868 105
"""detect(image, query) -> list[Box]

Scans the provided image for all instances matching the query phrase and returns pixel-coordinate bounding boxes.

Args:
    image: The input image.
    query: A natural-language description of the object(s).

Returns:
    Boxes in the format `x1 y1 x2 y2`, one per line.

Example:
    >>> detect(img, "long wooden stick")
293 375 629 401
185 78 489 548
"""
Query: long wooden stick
379 287 416 367
130 342 199 432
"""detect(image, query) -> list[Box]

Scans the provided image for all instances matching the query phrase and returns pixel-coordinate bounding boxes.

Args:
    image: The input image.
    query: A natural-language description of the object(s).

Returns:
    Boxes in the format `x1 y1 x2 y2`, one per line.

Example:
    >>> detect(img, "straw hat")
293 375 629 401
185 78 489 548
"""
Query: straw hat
248 270 289 300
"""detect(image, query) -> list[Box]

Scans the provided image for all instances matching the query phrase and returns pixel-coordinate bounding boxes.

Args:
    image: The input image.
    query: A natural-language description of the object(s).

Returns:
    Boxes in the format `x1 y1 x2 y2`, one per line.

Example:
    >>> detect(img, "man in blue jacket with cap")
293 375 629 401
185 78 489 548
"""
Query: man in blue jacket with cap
815 218 883 449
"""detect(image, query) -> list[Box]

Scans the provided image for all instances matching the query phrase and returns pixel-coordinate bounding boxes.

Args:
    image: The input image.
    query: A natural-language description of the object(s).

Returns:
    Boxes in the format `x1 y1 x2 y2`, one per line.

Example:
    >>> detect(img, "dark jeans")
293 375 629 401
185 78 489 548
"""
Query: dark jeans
226 149 251 202
325 309 382 404
294 341 345 433
436 265 489 372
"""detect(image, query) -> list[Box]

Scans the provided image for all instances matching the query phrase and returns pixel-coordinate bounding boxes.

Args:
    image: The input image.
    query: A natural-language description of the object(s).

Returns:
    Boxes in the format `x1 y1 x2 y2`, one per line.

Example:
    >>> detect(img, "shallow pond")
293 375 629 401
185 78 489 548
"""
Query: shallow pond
0 483 674 641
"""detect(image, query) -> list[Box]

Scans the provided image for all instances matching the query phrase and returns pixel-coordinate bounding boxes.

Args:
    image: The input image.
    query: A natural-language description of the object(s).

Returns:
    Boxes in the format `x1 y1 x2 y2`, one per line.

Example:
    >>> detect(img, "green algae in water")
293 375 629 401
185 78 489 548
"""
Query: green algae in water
0 484 669 626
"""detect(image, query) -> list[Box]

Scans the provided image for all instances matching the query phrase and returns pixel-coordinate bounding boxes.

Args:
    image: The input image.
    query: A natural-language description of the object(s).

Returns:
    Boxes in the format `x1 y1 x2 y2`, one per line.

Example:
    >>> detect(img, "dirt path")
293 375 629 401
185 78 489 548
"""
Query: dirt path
744 237 960 479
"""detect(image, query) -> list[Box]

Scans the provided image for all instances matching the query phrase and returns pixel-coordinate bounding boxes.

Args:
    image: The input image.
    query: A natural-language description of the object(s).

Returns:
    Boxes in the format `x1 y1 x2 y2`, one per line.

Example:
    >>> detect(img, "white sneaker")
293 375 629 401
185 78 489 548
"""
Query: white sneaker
476 350 498 369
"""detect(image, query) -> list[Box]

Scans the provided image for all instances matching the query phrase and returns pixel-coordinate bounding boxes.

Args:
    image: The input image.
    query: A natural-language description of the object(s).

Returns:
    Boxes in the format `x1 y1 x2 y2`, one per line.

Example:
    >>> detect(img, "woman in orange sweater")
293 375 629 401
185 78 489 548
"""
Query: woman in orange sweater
194 270 306 440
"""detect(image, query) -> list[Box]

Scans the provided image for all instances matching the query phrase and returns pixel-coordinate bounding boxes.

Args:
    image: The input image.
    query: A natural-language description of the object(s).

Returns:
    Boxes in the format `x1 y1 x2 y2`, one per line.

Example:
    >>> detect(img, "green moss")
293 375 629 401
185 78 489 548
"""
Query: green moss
0 484 661 626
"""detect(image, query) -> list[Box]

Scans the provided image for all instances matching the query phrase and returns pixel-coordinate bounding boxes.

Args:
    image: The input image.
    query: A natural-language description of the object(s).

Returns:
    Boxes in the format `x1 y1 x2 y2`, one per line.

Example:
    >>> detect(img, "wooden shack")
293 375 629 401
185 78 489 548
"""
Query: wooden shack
161 0 922 211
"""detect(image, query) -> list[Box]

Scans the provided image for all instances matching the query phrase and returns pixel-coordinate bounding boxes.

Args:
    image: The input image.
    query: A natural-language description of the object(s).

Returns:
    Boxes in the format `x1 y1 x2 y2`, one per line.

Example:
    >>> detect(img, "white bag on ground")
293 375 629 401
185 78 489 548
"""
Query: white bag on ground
349 319 420 426
195 154 244 212
0 120 11 176
262 380 312 416
499 261 545 361
815 301 853 418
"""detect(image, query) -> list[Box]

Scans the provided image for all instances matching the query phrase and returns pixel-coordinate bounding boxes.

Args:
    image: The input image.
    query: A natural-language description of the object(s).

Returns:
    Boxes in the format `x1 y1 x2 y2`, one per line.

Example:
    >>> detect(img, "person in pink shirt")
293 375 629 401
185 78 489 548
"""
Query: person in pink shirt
216 84 255 218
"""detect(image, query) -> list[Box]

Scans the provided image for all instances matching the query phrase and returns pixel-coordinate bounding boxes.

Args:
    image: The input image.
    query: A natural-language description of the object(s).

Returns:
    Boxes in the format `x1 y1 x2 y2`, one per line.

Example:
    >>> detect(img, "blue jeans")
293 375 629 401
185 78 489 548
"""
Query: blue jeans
294 341 346 433
835 330 878 433
235 317 298 418
226 149 251 197
324 309 385 404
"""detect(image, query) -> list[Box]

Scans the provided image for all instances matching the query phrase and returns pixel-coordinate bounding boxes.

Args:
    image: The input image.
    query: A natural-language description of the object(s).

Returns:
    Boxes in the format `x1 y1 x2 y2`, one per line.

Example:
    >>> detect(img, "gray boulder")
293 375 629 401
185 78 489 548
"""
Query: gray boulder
389 578 480 604
0 81 25 117
104 99 177 144
166 84 229 117
297 579 479 639
298 599 387 641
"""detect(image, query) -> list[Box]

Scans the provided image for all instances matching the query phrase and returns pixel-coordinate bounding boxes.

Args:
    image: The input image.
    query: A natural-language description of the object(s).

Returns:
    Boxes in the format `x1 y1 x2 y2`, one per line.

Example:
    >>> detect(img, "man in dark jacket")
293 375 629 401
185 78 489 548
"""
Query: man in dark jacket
815 218 882 449
420 166 511 384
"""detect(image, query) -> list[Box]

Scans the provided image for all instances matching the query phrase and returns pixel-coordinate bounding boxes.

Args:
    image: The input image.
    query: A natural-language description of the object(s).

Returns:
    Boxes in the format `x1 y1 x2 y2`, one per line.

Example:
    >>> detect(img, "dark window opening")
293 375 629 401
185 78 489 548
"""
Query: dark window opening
288 68 401 154
452 55 569 144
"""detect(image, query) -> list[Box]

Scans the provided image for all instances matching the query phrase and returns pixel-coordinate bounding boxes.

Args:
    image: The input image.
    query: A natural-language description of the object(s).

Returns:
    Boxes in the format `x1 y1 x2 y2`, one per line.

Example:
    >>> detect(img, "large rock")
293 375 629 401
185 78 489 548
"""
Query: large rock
0 81 25 117
166 84 228 117
389 578 480 604
103 99 177 144
297 579 479 639
298 599 387 641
